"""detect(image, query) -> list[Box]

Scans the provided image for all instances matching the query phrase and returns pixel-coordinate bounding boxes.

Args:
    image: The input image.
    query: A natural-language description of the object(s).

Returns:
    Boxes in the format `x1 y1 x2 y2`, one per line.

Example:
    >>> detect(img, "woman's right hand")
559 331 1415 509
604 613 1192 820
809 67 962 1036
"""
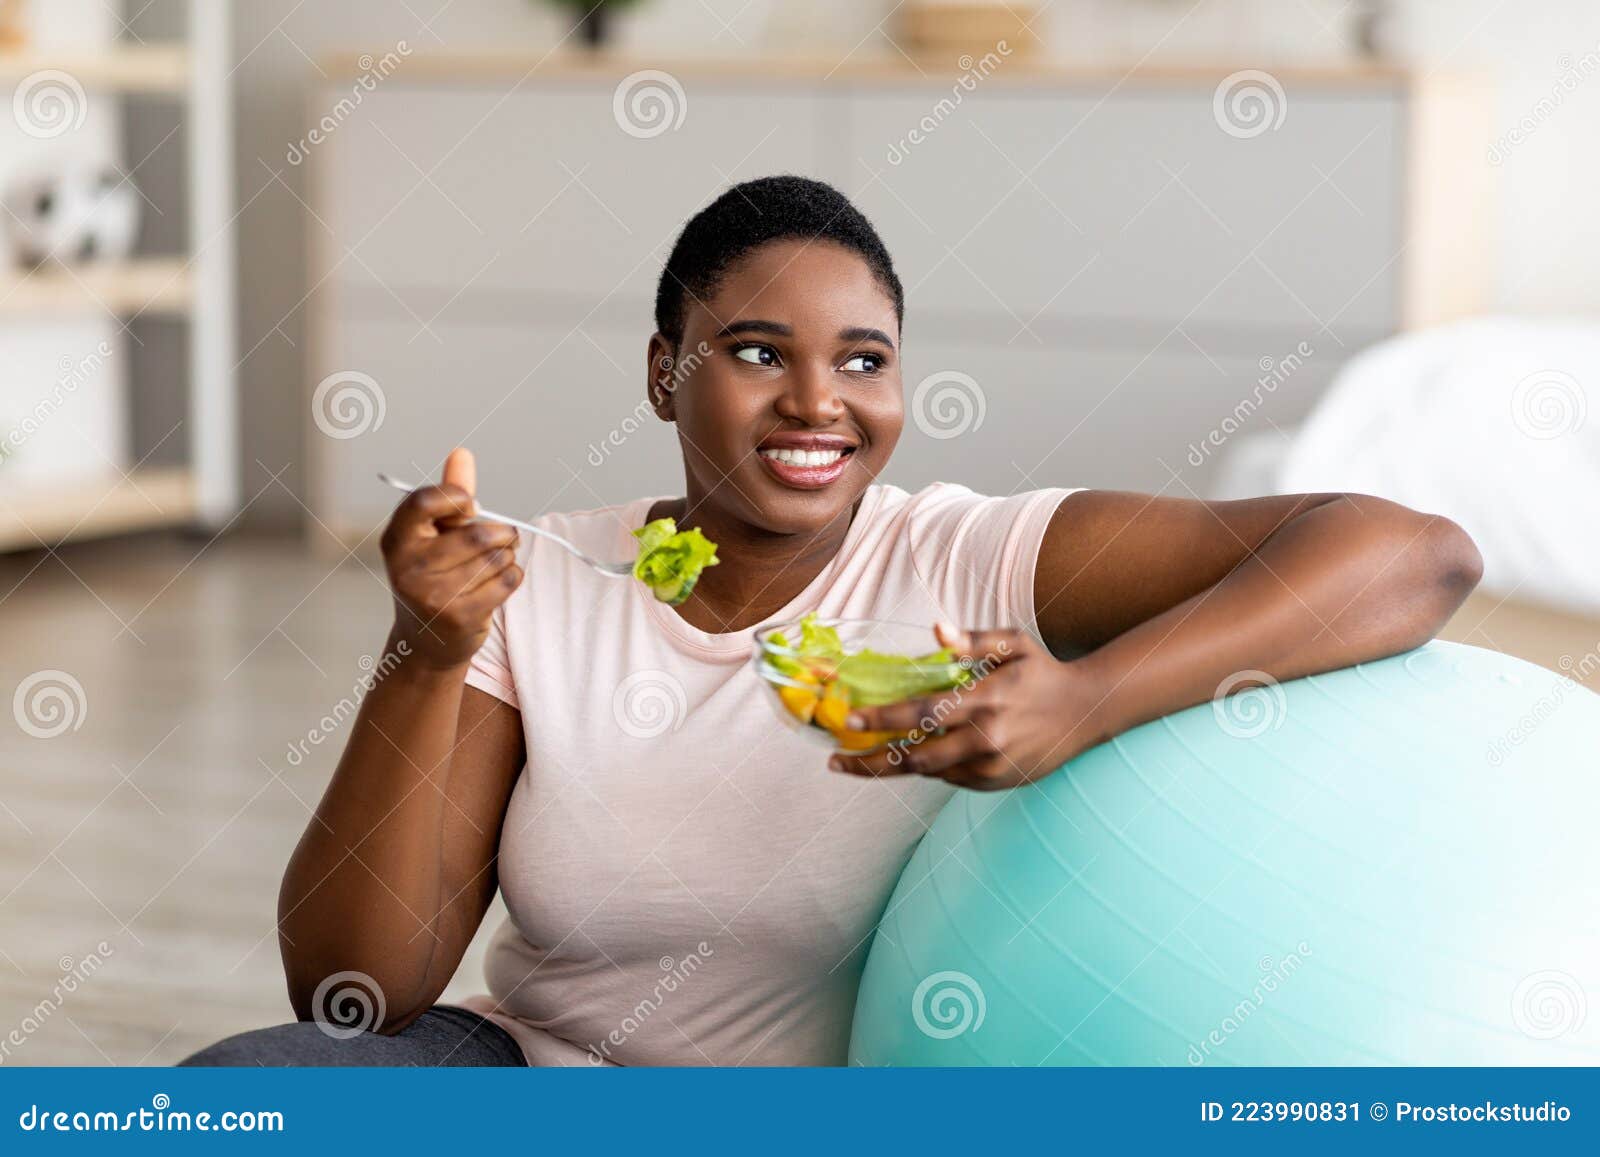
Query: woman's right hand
381 447 523 671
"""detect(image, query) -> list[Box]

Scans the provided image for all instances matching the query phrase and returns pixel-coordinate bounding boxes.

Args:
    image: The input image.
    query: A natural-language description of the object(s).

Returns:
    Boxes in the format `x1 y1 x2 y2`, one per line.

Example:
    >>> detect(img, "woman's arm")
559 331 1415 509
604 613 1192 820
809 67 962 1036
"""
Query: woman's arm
1031 490 1483 738
278 450 526 1030
832 491 1482 789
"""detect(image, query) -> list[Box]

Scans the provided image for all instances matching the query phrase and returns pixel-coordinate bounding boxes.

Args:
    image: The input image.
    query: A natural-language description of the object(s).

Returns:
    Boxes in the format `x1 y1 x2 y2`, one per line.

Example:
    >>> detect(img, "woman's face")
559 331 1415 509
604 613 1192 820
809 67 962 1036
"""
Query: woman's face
652 239 903 538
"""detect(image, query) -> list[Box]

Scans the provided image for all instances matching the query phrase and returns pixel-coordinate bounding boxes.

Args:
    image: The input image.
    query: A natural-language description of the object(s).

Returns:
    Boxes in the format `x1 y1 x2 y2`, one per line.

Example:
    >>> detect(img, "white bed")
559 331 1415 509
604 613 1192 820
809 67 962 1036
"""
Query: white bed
1211 318 1600 671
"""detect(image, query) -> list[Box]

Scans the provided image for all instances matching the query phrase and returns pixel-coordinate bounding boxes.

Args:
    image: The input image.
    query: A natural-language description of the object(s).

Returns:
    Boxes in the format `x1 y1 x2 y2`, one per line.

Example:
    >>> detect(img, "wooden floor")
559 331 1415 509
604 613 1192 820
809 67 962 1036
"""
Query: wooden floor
0 533 506 1066
0 533 1594 1065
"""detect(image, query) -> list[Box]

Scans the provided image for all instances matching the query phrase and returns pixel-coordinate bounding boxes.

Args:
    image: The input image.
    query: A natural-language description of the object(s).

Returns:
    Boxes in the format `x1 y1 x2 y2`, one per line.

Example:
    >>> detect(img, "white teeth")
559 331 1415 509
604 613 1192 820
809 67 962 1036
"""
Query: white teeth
760 447 845 467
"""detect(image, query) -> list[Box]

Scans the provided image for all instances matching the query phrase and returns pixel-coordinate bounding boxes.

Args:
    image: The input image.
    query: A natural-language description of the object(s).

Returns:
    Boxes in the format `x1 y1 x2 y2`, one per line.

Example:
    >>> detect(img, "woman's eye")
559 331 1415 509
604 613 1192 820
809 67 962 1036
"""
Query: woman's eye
733 344 779 367
842 353 883 374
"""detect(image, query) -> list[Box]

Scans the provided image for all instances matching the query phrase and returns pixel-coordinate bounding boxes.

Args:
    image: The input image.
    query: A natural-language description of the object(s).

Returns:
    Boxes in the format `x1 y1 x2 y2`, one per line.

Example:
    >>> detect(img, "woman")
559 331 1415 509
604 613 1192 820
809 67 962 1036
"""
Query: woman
186 175 1481 1066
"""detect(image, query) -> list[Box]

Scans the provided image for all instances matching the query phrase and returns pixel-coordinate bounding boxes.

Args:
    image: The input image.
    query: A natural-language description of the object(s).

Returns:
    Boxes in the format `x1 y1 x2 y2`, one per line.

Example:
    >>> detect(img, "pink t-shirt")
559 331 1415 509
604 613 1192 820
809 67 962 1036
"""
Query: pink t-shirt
460 482 1074 1065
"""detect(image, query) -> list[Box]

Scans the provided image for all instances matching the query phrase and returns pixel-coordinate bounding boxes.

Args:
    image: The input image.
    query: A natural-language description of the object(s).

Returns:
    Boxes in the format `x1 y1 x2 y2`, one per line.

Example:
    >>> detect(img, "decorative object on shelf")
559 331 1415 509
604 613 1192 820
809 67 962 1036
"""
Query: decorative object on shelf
897 1 1042 61
3 167 141 267
538 0 645 52
1351 0 1395 59
0 0 26 51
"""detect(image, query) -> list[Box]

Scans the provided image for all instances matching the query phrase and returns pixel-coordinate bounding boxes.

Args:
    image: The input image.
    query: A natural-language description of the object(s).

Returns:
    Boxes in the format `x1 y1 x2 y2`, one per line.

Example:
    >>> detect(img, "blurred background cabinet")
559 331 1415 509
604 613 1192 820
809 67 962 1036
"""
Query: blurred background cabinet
307 56 1488 544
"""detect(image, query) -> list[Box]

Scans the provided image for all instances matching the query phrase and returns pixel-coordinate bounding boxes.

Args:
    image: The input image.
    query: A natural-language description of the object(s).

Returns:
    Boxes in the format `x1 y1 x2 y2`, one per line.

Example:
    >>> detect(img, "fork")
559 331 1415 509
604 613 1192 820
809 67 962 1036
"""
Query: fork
377 473 635 578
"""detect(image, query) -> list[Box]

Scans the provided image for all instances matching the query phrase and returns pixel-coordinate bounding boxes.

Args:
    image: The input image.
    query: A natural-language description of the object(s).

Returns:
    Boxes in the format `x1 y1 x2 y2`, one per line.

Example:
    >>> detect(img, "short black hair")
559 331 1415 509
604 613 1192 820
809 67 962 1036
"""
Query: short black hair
653 174 904 349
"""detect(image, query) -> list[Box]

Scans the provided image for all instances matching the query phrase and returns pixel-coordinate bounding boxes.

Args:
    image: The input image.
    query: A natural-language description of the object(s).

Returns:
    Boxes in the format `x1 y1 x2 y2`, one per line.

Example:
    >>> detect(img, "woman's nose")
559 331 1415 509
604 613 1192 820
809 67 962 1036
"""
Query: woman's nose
775 363 847 426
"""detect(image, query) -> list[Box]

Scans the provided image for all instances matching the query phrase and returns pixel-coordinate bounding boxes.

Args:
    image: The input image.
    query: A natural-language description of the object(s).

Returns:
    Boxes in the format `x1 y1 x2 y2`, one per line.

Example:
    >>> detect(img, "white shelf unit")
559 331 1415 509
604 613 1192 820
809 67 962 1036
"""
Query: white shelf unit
0 0 236 552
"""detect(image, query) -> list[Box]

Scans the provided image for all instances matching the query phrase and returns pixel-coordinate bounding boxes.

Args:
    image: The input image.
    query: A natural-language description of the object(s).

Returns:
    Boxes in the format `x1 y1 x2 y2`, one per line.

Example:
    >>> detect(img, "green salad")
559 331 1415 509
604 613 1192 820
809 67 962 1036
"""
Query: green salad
633 518 719 605
766 613 975 750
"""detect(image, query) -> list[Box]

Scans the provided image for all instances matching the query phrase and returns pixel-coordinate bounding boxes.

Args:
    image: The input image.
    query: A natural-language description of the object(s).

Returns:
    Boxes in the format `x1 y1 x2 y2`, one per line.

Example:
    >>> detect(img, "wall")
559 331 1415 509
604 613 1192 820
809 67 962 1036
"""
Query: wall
135 0 1600 526
1400 0 1600 314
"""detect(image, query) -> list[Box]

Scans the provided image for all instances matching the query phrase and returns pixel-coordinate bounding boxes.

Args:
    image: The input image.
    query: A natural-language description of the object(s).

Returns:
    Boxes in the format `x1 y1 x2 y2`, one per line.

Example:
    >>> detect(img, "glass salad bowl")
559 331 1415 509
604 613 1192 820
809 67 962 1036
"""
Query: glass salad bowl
751 615 976 753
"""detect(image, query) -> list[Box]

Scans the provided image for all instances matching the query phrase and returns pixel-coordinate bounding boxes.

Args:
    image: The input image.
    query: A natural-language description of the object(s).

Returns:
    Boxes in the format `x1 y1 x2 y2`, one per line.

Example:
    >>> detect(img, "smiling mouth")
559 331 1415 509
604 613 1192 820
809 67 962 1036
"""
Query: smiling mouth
757 446 851 468
755 441 857 489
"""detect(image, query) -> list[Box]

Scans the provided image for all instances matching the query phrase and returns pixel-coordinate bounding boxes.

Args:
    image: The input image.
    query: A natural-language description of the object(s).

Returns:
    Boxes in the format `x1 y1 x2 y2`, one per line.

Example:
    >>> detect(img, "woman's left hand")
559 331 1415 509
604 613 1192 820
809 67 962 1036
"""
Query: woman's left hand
829 623 1112 791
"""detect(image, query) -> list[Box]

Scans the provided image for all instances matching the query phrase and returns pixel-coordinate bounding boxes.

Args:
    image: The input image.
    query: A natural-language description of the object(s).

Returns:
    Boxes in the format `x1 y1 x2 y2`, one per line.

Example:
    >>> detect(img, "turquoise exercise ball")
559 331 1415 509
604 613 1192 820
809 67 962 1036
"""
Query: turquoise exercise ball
850 642 1600 1066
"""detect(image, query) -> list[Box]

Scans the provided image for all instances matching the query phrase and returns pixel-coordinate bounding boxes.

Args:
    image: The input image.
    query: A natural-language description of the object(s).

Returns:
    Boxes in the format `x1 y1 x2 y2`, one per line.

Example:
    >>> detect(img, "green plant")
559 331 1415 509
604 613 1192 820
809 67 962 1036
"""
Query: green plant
537 0 647 50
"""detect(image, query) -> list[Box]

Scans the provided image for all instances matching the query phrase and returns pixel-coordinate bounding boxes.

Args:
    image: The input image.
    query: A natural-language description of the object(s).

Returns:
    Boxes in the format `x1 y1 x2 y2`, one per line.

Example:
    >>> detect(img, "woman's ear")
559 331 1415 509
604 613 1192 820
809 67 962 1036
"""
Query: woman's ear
646 332 678 421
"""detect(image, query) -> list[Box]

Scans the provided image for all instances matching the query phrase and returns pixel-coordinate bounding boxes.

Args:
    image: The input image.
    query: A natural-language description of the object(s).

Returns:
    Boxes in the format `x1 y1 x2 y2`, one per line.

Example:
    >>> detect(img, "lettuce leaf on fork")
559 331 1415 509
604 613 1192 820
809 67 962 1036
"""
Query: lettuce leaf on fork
632 518 719 606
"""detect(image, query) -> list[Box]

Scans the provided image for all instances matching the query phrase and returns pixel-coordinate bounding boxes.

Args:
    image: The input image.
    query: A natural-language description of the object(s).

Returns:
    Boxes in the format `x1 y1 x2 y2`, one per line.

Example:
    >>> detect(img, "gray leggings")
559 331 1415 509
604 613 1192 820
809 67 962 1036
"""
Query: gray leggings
180 1005 527 1067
